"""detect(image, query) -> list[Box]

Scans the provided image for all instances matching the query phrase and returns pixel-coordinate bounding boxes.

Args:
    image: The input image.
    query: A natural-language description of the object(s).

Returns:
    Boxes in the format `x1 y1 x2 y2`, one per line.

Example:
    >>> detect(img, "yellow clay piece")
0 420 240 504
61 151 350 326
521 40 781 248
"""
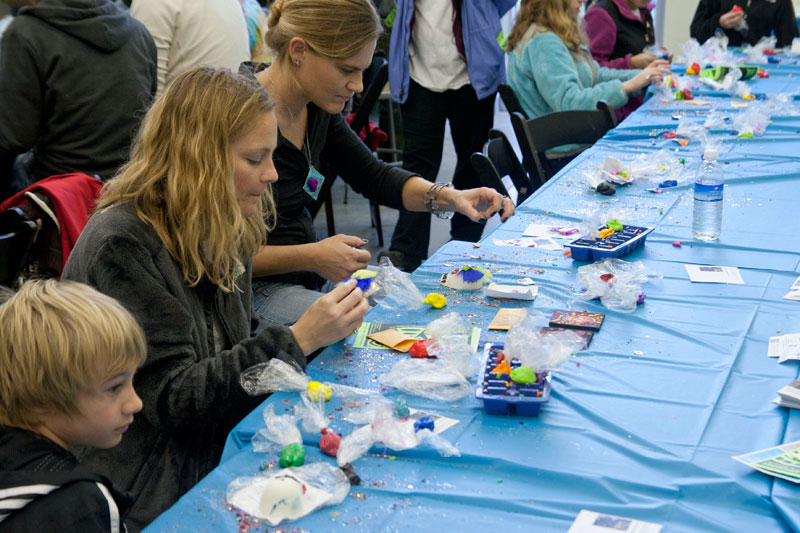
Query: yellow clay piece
307 381 332 402
600 228 615 239
424 293 448 309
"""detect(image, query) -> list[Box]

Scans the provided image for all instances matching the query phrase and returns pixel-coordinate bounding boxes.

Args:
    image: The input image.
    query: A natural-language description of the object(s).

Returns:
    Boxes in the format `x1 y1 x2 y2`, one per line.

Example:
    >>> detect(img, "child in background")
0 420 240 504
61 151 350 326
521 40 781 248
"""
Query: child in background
0 280 146 532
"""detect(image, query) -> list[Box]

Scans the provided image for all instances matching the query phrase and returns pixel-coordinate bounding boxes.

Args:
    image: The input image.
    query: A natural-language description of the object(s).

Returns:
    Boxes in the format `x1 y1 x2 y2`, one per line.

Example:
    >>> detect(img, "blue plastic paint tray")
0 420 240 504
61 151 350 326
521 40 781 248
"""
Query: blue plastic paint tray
476 343 550 416
567 225 654 261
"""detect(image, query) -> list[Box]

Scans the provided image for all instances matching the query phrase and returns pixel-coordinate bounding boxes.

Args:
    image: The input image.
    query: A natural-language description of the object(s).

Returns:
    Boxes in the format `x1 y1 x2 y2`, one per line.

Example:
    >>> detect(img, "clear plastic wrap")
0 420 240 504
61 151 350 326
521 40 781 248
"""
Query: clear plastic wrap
336 424 374 466
424 313 482 379
704 110 730 130
374 256 425 310
252 404 302 453
226 462 349 526
415 429 461 457
381 358 473 401
625 149 688 183
240 358 309 396
294 393 328 434
743 35 777 64
573 258 662 313
676 116 709 141
732 106 770 137
503 315 586 373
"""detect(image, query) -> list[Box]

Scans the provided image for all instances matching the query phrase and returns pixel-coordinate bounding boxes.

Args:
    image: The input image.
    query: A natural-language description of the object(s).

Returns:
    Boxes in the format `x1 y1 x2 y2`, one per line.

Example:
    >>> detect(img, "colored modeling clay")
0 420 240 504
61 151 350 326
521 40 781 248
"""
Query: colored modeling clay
424 293 447 309
681 88 694 100
606 219 623 232
491 360 512 375
279 443 305 468
509 366 537 385
307 381 332 402
600 273 615 283
672 241 682 247
394 398 410 419
413 415 435 432
596 182 616 195
409 339 431 359
731 4 743 12
320 429 342 457
659 180 677 188
757 70 769 78
662 131 677 139
599 228 615 239
742 94 756 100
495 350 505 363
637 293 647 305
738 131 754 138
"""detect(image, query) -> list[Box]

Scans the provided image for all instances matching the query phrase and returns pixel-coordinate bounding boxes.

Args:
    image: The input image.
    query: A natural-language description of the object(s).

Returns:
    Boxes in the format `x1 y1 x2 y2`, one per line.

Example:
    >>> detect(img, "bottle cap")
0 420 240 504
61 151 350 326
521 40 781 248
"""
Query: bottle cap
703 148 718 161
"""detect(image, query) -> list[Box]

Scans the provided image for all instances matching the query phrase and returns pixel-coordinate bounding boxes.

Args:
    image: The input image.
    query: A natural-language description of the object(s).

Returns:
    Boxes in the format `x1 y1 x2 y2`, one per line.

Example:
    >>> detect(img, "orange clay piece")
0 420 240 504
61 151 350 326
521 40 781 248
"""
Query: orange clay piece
491 360 512 374
743 94 756 100
599 228 615 239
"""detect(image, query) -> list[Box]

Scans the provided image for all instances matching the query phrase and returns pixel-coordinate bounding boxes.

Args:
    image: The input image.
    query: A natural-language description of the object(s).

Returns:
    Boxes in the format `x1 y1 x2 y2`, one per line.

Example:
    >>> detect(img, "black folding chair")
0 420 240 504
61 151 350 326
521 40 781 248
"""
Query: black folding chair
509 101 617 186
311 55 389 245
497 83 527 118
470 129 537 207
0 207 38 288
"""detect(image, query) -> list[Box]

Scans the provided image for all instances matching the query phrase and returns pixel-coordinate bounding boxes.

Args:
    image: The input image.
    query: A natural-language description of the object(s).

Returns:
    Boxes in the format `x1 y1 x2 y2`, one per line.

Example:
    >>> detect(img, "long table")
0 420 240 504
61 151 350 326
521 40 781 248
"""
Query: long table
146 55 800 532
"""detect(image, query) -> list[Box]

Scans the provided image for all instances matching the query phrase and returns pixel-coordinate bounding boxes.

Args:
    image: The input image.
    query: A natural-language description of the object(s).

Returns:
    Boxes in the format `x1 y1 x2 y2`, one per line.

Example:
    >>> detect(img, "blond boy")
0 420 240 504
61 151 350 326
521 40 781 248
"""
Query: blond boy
0 280 146 532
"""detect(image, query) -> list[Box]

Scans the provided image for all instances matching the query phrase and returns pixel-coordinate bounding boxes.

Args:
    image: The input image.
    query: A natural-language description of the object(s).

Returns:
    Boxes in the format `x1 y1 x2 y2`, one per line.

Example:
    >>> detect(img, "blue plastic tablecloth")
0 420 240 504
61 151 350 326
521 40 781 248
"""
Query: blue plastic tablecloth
145 57 800 533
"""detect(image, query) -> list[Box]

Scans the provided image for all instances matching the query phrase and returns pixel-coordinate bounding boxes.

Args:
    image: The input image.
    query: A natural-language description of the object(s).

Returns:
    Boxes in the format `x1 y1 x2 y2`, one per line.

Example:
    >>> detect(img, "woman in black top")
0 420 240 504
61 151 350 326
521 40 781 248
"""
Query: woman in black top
248 0 515 327
690 0 799 47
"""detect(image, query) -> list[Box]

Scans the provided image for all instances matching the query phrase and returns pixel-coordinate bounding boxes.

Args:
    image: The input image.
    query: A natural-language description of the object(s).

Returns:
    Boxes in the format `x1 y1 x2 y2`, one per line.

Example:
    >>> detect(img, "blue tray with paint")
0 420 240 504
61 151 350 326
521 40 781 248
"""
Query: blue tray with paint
567 225 654 261
476 343 550 416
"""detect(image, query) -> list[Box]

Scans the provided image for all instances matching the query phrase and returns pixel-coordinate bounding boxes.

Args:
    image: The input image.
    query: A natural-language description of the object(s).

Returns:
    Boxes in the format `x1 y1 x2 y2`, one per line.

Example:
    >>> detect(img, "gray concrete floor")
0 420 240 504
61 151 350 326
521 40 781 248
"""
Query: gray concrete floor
313 105 518 264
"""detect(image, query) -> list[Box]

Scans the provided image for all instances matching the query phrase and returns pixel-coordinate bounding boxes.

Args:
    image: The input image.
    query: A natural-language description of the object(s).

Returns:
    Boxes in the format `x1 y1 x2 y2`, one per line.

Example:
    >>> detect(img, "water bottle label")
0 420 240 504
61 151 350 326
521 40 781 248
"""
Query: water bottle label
694 182 723 202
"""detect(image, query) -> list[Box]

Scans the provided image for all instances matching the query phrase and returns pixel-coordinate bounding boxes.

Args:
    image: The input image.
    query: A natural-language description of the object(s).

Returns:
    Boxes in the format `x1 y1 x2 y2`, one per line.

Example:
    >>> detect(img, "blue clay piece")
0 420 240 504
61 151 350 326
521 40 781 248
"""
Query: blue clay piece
414 415 435 432
354 277 373 292
458 268 484 283
659 180 677 188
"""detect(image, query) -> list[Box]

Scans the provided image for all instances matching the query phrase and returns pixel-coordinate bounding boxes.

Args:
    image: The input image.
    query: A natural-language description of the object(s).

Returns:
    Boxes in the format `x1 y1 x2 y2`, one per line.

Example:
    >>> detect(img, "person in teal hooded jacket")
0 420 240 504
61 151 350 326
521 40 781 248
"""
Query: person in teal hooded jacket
507 0 668 135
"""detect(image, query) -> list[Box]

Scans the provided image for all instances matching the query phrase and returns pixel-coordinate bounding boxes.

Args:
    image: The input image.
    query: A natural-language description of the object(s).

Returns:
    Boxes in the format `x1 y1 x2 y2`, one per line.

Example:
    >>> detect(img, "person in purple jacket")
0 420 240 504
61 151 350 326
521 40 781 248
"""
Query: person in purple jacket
584 0 668 121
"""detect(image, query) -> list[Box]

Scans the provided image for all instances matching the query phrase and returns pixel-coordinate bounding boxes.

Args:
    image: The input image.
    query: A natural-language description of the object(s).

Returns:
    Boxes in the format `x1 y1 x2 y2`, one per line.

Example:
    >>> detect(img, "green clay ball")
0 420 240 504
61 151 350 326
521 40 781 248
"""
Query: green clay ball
606 219 623 232
279 443 305 468
395 398 410 418
510 366 537 385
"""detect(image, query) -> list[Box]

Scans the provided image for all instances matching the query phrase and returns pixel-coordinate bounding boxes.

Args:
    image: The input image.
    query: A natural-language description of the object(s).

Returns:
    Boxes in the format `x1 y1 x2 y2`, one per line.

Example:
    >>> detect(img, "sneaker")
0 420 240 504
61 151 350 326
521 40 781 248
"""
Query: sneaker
377 249 422 273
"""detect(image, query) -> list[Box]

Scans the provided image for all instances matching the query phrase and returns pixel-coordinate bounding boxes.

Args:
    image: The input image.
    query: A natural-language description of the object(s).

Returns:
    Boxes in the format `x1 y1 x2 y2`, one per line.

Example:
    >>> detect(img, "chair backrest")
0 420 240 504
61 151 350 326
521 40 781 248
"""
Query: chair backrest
349 56 389 135
470 129 537 206
498 84 527 118
0 207 39 288
510 101 617 185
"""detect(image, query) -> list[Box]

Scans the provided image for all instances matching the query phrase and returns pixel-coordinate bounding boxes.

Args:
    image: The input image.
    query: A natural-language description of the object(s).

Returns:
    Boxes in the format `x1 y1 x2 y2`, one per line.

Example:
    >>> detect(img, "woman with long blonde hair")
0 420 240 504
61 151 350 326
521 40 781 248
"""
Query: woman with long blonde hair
63 66 368 530
507 0 669 149
244 0 515 328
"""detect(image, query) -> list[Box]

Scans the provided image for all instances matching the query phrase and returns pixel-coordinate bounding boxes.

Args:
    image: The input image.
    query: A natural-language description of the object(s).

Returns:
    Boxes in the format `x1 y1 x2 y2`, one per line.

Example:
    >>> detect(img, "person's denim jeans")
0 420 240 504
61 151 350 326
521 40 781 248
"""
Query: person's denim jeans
251 279 327 331
388 79 496 264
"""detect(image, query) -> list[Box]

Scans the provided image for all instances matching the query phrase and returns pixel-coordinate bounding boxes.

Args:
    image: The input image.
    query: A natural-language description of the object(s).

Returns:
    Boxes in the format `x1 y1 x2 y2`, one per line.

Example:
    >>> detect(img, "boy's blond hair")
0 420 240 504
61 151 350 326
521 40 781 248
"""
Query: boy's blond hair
0 280 147 431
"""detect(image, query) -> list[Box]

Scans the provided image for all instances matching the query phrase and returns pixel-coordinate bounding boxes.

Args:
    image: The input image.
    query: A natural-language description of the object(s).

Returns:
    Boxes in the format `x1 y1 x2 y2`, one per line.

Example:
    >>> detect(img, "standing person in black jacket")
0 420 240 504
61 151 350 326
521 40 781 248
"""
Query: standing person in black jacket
0 0 157 201
0 280 147 531
690 0 799 47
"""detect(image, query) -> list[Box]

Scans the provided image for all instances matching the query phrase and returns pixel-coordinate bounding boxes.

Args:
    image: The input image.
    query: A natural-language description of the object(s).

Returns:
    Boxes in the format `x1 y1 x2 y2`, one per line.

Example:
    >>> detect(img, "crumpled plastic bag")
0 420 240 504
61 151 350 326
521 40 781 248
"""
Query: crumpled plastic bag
573 258 662 313
381 358 472 401
240 358 310 396
704 110 730 130
336 405 461 466
424 313 482 379
226 462 349 526
743 35 777 64
676 116 709 141
374 256 425 310
253 404 302 453
732 106 770 137
503 315 587 373
626 149 688 183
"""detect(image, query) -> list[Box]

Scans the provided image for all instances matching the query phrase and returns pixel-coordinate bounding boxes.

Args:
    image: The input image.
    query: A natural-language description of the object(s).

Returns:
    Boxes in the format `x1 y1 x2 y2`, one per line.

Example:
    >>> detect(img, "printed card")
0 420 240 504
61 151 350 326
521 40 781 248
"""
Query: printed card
483 282 538 300
488 308 527 330
685 264 744 284
549 310 605 332
523 223 579 238
568 510 662 533
407 408 459 434
492 237 563 250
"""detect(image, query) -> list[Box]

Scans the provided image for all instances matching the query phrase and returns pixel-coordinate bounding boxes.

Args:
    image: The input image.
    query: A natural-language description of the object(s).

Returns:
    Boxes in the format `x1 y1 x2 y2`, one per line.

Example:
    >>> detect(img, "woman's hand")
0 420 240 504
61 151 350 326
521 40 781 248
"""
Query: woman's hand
449 187 505 222
311 234 371 281
631 52 656 69
622 59 671 94
290 279 369 355
719 8 745 30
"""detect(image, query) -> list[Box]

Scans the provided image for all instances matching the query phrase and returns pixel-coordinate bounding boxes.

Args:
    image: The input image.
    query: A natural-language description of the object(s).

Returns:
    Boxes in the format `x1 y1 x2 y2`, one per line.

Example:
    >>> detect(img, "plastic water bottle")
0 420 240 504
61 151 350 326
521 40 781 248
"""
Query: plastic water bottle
692 149 723 240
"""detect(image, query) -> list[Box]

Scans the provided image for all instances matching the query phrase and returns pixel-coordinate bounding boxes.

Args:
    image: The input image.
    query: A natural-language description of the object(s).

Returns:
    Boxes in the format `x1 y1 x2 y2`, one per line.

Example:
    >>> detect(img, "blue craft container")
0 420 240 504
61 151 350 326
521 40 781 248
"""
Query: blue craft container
567 225 654 261
476 344 550 416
